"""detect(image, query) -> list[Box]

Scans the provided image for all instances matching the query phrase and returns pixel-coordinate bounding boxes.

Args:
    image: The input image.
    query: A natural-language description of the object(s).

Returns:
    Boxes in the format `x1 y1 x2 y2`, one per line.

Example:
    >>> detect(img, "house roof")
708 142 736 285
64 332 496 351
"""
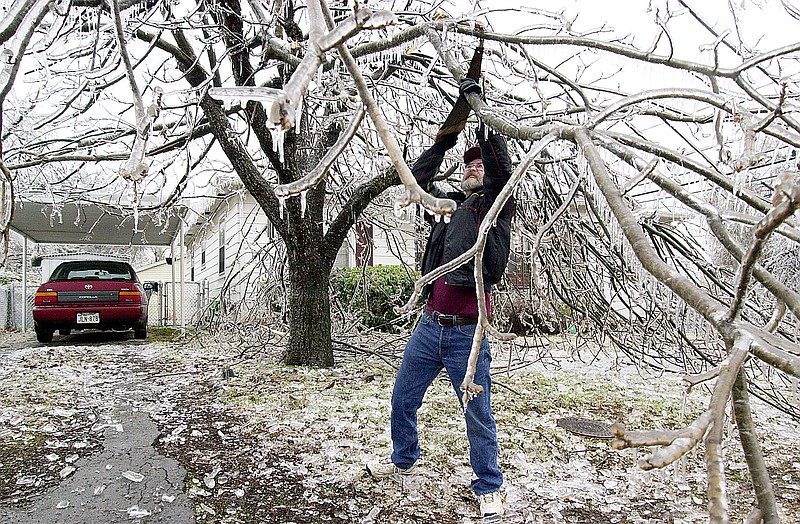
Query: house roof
135 259 174 272
11 199 183 246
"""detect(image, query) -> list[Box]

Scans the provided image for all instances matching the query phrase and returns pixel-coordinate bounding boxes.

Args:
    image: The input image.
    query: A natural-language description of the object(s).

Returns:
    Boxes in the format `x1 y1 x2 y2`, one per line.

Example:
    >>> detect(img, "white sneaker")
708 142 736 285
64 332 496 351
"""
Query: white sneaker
365 458 415 478
478 491 504 520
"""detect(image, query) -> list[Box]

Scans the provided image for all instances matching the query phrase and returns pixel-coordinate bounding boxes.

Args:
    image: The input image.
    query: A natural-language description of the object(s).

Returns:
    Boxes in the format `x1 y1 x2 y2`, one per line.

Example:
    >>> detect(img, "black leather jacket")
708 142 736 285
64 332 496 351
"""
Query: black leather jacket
413 125 515 298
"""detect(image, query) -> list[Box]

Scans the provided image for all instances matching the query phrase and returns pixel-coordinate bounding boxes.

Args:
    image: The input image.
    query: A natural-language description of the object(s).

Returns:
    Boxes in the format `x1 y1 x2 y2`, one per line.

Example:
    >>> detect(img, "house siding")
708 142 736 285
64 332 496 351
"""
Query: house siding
176 190 417 315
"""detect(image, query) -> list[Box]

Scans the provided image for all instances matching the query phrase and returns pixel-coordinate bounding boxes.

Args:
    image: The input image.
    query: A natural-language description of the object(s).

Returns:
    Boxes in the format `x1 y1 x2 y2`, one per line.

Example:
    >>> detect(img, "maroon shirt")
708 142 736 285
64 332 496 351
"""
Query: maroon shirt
425 273 491 318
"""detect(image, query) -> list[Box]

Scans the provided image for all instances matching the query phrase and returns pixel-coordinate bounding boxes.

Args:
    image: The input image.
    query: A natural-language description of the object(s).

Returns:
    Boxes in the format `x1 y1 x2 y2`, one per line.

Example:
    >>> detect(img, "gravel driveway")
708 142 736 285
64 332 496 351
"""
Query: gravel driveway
0 330 194 523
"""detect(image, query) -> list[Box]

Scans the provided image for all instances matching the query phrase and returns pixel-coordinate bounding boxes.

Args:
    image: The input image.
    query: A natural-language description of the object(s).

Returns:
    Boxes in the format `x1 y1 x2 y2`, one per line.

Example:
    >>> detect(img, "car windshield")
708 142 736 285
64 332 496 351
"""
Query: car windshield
50 261 134 281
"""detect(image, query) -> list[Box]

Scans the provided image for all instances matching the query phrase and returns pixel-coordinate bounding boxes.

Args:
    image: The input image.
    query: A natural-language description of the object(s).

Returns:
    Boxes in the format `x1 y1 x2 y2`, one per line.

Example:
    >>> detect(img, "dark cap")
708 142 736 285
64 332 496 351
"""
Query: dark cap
463 146 481 164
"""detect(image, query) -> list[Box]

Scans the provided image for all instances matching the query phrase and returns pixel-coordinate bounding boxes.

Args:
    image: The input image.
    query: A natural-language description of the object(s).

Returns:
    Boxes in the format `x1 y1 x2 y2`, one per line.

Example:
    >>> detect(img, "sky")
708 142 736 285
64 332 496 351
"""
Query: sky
449 0 800 65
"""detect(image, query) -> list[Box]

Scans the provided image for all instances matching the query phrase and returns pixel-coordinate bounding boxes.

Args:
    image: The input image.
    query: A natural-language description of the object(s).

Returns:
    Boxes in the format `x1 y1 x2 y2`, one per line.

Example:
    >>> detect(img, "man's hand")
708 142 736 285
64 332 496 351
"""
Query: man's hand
459 78 481 97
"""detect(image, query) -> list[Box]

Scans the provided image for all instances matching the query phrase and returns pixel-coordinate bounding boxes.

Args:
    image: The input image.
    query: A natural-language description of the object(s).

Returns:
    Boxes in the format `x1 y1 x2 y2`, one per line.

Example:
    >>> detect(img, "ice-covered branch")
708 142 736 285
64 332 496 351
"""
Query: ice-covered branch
0 0 43 45
705 334 753 523
456 25 800 85
748 327 800 378
112 0 161 183
601 130 796 218
266 0 325 134
209 1 397 163
112 0 143 117
0 0 49 102
530 177 582 296
724 172 800 323
574 128 727 327
316 7 396 52
611 336 750 475
642 165 800 322
589 89 728 129
460 230 520 404
273 104 366 213
610 410 713 457
682 367 721 390
0 160 14 267
764 300 787 333
333 29 456 218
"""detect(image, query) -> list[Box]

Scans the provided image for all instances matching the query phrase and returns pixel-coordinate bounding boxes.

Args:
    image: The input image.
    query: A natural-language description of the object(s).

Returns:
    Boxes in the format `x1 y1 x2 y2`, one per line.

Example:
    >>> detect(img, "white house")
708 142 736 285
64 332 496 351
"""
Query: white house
169 182 417 319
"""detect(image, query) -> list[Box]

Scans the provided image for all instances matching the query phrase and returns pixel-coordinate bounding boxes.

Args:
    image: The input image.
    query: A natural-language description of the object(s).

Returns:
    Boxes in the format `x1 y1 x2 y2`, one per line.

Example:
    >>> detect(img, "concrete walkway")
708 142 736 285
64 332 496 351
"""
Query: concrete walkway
0 405 193 524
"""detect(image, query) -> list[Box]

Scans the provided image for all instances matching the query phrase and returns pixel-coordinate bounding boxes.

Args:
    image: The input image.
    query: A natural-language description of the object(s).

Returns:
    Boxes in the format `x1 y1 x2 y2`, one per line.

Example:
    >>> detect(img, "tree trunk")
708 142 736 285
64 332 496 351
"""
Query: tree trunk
284 253 334 367
732 368 780 523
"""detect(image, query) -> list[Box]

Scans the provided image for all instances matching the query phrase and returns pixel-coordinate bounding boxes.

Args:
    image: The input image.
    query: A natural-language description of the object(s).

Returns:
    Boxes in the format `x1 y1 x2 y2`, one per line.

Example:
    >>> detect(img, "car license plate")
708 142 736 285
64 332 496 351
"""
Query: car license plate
77 312 100 324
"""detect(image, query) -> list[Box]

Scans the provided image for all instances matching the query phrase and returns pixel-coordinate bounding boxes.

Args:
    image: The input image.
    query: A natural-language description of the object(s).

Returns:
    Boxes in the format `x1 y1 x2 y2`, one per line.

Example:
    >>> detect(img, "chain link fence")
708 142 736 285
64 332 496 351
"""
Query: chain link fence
0 281 204 330
0 283 34 330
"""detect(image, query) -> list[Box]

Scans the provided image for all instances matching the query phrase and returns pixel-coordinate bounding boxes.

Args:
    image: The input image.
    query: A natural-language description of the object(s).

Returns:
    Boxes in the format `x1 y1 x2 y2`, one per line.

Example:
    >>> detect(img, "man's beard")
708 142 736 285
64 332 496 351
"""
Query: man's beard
460 177 482 192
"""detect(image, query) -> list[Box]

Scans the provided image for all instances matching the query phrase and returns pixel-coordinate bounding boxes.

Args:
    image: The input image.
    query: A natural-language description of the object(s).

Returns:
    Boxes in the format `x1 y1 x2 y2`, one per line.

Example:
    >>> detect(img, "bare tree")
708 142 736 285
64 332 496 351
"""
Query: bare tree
3 1 800 520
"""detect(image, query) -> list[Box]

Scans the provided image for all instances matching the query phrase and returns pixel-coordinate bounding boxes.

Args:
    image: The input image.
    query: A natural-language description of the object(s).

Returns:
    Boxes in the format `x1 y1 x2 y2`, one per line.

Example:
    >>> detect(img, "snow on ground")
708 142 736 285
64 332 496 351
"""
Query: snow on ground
0 329 798 523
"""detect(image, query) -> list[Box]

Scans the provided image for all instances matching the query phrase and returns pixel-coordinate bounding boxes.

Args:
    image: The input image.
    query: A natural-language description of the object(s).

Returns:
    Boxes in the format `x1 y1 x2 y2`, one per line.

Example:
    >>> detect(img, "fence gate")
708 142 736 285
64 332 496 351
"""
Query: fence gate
147 281 204 327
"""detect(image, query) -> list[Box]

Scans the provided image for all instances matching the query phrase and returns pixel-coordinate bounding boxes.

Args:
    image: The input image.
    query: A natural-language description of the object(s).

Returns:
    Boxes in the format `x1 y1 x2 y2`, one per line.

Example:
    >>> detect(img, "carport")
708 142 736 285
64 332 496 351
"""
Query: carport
10 198 188 330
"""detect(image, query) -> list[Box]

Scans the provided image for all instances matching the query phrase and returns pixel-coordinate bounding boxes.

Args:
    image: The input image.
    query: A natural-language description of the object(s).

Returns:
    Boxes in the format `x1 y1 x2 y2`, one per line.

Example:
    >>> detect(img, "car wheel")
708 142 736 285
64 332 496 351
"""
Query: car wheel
36 327 54 343
58 329 71 336
134 325 147 339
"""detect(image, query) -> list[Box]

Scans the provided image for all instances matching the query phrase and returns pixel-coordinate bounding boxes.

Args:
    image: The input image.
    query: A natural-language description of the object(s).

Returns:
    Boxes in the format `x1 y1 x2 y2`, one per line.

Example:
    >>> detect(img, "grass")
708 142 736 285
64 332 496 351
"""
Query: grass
146 326 184 342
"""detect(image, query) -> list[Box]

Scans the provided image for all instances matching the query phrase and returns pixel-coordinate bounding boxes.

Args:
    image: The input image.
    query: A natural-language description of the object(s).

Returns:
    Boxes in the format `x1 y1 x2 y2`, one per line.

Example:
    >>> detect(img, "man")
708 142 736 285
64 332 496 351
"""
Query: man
366 79 514 520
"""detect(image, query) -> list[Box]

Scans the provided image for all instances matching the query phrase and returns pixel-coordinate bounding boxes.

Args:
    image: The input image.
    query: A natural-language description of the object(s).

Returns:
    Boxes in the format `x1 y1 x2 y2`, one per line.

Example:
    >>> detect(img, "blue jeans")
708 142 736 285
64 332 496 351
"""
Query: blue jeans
390 313 503 495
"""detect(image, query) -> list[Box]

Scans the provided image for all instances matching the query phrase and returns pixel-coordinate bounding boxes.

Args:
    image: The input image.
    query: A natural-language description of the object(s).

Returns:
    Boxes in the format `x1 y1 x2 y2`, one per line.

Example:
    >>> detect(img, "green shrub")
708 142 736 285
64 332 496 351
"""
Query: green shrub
331 265 420 332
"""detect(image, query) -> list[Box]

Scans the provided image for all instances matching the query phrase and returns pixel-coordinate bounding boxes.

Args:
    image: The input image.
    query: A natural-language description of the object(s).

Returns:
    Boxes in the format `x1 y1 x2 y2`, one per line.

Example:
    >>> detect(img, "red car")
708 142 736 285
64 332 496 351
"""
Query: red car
33 260 148 343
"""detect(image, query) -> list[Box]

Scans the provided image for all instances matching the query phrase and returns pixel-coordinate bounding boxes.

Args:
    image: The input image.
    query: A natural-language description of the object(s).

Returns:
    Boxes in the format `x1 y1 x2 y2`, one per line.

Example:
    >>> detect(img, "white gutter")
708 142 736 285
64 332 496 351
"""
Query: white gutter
180 220 185 331
21 235 28 331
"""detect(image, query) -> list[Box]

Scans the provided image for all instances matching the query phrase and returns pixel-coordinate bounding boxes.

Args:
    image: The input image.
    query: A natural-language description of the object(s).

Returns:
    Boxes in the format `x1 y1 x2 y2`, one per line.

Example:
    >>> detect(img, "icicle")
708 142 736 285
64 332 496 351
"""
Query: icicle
393 201 404 218
49 205 63 226
295 96 303 134
270 126 286 163
278 195 286 220
299 190 307 218
737 171 747 197
133 181 140 232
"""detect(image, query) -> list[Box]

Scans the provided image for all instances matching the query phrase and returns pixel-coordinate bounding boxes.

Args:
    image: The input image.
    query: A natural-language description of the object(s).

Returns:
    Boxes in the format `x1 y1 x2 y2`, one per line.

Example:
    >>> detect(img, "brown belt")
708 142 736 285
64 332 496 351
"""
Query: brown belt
428 311 478 326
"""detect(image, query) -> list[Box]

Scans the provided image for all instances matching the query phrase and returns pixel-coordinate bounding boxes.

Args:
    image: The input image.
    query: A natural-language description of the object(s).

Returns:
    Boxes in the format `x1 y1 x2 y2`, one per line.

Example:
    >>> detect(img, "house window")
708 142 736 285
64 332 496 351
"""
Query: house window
218 227 225 274
201 241 206 266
